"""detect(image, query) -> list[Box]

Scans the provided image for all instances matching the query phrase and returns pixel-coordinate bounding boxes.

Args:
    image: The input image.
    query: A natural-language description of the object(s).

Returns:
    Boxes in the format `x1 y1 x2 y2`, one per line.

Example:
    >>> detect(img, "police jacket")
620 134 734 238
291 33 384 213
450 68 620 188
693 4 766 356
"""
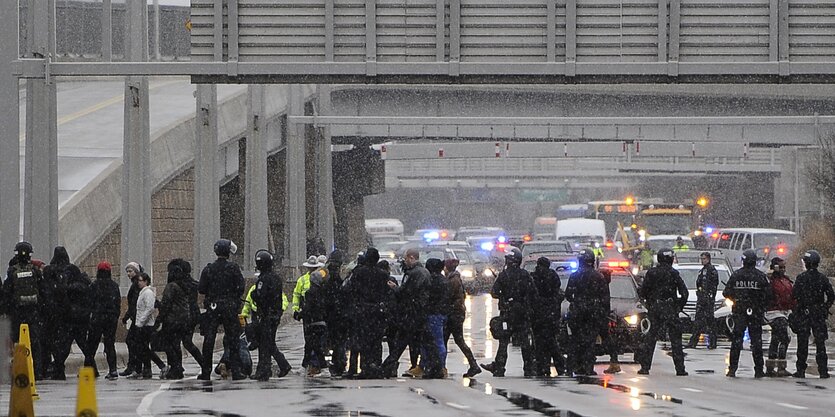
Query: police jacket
492 265 537 320
252 269 284 319
346 261 394 318
695 263 719 307
302 275 328 325
323 265 348 325
394 262 431 325
446 270 467 320
639 264 688 315
531 265 562 322
792 269 835 316
198 257 245 307
565 265 608 318
292 272 311 313
723 265 770 316
4 259 43 310
90 269 121 319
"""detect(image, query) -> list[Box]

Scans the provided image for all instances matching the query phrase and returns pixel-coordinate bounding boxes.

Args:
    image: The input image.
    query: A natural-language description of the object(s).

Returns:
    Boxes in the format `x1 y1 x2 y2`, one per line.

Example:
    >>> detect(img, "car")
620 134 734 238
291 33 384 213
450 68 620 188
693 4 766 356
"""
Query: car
674 263 734 338
674 249 734 273
708 228 797 270
521 240 573 258
454 226 505 242
445 248 496 294
645 235 694 252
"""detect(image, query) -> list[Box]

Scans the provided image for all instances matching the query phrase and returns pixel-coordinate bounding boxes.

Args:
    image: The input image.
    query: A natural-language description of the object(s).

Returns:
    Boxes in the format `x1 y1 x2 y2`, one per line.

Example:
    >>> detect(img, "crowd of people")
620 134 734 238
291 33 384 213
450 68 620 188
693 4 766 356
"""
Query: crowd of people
2 238 833 382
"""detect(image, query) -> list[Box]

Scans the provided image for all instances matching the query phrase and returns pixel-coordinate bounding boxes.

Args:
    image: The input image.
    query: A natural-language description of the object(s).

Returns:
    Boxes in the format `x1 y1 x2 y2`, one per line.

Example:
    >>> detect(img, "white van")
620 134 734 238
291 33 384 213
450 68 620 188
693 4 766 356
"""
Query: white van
710 228 797 269
365 218 405 246
555 218 607 250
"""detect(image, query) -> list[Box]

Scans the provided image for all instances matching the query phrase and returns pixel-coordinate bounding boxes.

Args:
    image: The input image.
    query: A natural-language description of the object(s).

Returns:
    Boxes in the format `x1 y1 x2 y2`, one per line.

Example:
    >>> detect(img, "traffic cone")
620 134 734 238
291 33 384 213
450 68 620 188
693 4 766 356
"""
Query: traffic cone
76 367 98 417
8 344 35 417
18 323 39 400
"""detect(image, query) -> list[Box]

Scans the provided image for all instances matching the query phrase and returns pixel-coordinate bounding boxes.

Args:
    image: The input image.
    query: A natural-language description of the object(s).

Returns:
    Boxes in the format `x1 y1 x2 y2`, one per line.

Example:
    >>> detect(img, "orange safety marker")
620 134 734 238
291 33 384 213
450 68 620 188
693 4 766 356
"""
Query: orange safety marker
19 324 39 400
8 343 35 417
76 367 98 417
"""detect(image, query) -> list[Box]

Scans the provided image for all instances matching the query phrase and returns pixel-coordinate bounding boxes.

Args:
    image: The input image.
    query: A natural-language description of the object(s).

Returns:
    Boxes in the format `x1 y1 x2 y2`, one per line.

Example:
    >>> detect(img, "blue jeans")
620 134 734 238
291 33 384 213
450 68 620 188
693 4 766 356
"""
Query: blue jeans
421 314 448 376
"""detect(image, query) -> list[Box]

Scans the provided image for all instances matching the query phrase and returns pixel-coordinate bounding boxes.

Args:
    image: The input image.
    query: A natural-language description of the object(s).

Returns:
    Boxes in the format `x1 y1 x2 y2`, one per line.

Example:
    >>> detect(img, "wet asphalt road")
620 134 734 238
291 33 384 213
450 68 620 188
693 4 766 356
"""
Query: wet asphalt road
3 293 834 416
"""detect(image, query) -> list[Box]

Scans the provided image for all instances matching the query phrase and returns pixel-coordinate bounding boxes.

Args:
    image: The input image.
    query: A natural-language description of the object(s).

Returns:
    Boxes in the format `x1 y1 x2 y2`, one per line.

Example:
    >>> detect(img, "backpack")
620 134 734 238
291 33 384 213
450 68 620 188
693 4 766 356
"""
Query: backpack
12 263 38 306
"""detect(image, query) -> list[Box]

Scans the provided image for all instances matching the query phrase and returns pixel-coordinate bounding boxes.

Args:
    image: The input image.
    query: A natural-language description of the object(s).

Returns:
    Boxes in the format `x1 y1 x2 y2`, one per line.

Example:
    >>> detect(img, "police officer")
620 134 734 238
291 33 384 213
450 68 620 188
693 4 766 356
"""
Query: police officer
565 248 609 376
323 250 349 376
686 252 719 349
791 250 834 379
251 250 292 381
673 236 690 252
530 256 566 377
346 247 392 379
637 248 689 376
723 249 770 378
481 248 537 377
4 241 45 378
198 239 246 380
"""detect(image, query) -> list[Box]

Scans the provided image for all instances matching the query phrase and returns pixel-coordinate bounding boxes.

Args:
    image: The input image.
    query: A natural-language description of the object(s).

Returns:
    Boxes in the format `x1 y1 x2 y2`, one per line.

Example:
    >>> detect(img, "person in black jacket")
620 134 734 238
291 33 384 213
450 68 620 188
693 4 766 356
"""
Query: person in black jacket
443 258 481 378
323 250 348 376
565 249 609 376
530 257 566 377
637 248 689 376
481 248 538 377
5 242 45 379
723 249 770 378
302 266 330 377
53 264 96 378
686 252 719 349
382 248 429 378
250 250 292 381
88 261 122 380
198 239 246 380
121 262 142 376
159 259 204 380
39 246 71 380
791 250 835 379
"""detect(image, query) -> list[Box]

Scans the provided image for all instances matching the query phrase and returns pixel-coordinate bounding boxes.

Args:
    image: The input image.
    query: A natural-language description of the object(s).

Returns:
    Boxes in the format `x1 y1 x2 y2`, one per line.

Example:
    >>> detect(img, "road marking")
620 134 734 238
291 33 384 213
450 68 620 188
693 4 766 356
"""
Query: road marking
776 402 808 410
446 402 471 410
681 388 703 393
136 382 170 417
19 79 185 142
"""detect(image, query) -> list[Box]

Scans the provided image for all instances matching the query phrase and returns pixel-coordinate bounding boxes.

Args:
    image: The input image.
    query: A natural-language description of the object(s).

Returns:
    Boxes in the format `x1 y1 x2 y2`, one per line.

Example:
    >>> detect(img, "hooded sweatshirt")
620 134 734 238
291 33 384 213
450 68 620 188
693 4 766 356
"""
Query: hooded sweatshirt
91 268 121 318
136 286 157 328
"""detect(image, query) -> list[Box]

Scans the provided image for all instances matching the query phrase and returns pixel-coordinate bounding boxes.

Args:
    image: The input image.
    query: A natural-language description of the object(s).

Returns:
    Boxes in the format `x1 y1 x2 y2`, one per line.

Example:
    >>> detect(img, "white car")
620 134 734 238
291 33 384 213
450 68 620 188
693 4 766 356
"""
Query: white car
674 264 733 335
646 235 694 252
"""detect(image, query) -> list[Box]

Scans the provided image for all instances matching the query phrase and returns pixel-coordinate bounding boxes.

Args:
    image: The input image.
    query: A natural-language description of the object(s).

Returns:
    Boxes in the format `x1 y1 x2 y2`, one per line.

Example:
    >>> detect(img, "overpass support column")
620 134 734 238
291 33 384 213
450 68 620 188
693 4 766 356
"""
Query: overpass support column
315 85 335 252
285 85 307 277
23 1 59 260
244 85 269 270
0 4 20 258
193 84 220 271
121 0 153 283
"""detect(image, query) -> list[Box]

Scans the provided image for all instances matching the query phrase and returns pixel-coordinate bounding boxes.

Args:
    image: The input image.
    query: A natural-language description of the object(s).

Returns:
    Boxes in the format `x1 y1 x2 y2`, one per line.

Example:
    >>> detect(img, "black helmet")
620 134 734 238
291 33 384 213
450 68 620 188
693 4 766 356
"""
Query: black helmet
578 248 596 266
214 239 234 257
802 250 821 269
742 249 757 267
255 249 274 271
504 248 523 265
656 248 674 265
328 249 345 267
14 241 33 258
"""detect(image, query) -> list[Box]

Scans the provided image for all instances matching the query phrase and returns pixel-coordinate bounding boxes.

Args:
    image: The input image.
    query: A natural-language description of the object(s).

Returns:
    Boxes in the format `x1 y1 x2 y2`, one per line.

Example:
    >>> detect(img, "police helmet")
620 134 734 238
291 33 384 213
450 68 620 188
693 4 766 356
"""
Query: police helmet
802 250 821 270
254 249 274 271
656 248 674 265
578 248 596 266
504 248 523 265
741 249 757 267
214 239 234 257
14 241 33 258
328 249 346 267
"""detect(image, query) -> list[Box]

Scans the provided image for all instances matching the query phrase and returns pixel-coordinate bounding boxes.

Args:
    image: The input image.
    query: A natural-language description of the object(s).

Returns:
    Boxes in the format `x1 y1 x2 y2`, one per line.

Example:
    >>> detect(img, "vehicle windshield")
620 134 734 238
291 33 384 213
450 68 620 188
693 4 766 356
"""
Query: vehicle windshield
647 238 693 251
420 250 453 261
558 236 600 249
754 233 797 249
676 268 730 290
378 241 406 252
522 241 572 256
450 249 473 265
470 251 489 263
642 215 692 235
371 235 401 247
610 276 638 299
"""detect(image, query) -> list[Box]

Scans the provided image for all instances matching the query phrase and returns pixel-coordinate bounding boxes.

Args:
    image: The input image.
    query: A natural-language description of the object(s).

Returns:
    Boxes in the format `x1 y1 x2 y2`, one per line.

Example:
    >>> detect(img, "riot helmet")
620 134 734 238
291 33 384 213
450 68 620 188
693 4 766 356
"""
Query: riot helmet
802 250 821 270
656 248 674 265
741 249 758 267
504 247 523 266
578 248 596 266
14 241 33 258
255 249 274 271
214 239 234 257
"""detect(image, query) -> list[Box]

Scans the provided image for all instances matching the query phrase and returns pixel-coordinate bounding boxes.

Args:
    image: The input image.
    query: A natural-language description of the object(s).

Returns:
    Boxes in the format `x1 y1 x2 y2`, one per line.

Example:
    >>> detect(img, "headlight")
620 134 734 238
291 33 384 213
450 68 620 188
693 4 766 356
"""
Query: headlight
624 314 639 325
461 269 474 279
631 266 639 275
482 268 494 278
724 298 734 308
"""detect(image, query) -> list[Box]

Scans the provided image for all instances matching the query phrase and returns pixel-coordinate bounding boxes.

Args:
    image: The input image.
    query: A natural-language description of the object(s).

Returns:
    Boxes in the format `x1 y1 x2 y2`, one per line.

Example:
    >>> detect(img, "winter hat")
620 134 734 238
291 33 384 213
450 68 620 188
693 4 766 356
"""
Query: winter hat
302 255 319 268
97 261 112 272
425 258 445 274
125 261 142 273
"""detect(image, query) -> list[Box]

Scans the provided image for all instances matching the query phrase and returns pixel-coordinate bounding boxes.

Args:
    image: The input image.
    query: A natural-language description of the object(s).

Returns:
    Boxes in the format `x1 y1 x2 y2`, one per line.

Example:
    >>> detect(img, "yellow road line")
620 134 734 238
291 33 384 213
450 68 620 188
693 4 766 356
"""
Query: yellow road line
19 79 186 142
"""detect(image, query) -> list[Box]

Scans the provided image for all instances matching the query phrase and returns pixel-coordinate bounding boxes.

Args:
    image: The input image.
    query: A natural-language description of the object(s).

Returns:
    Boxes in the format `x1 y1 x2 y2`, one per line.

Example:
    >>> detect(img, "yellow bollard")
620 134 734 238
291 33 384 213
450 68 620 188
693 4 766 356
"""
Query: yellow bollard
8 344 35 417
76 367 98 417
18 324 39 400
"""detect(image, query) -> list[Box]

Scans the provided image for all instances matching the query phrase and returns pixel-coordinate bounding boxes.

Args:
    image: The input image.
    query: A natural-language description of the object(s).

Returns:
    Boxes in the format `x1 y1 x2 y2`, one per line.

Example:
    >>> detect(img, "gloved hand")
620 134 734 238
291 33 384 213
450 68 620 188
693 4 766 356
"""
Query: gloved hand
293 311 301 321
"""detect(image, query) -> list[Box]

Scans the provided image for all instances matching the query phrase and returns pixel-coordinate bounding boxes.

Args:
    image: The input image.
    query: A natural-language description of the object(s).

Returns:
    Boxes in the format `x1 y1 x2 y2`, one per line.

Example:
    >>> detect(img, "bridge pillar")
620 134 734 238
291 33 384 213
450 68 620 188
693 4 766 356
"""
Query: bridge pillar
0 4 20 258
315 85 335 253
121 0 153 283
243 85 270 270
23 1 59 261
193 84 221 272
285 85 307 278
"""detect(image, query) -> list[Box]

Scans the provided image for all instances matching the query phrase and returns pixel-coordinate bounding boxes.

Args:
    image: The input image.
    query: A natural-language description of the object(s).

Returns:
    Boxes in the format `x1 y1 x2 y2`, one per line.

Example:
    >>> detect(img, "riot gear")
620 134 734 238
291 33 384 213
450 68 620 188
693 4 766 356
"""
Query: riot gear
214 239 235 257
14 241 33 258
577 248 596 266
802 250 821 270
742 249 758 267
656 248 674 265
254 250 274 272
504 248 523 266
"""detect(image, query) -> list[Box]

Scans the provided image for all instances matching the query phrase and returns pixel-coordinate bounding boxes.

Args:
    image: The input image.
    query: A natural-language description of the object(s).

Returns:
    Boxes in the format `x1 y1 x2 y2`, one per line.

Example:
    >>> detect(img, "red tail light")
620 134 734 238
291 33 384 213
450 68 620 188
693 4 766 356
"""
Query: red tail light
440 231 448 239
605 241 614 248
497 243 507 251
523 234 532 242
777 247 785 254
711 232 719 239
607 261 630 268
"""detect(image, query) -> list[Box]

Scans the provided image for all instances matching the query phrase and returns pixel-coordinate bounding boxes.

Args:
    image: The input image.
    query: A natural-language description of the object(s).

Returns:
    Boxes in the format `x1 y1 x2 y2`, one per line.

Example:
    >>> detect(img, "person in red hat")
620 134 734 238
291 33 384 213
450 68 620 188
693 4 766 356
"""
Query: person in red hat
88 261 122 380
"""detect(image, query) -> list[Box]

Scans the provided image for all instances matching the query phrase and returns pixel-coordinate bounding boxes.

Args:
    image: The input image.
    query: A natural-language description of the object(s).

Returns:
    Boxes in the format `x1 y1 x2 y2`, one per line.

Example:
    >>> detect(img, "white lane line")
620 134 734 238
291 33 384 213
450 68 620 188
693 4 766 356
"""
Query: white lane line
447 402 471 410
136 382 171 417
681 388 703 393
776 402 808 410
